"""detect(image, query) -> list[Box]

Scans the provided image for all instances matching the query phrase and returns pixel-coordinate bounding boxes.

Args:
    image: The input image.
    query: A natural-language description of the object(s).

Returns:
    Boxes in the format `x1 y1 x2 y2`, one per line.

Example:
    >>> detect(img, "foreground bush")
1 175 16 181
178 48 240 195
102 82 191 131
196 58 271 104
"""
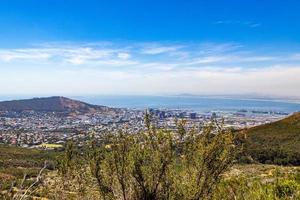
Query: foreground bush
57 117 235 200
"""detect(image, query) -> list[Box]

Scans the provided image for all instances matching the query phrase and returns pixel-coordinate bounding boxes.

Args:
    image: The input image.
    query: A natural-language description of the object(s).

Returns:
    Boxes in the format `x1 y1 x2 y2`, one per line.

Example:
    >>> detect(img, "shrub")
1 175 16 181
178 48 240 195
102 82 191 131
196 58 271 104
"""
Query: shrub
58 118 236 200
274 180 299 198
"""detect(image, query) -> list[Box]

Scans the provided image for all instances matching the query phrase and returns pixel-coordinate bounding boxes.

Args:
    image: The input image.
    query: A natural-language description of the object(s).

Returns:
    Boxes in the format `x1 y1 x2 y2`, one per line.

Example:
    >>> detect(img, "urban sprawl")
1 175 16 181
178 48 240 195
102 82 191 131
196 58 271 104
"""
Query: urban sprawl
0 108 289 149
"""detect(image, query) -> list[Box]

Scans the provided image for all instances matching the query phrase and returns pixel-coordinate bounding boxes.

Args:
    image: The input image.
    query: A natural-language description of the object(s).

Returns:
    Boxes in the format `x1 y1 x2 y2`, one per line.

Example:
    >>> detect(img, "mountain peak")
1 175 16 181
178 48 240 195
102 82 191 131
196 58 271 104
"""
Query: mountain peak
0 96 106 113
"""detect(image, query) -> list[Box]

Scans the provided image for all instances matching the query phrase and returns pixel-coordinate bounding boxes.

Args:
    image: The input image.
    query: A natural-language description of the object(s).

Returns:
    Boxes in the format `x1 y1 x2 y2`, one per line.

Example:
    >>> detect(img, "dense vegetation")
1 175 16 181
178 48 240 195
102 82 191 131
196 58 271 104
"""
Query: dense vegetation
1 114 300 199
238 112 300 165
215 165 300 199
0 144 58 198
54 117 235 200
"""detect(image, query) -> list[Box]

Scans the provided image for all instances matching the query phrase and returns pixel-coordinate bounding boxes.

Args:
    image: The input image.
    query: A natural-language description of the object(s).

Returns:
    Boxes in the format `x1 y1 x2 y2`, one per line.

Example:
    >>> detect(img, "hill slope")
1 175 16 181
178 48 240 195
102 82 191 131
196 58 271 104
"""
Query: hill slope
0 96 107 113
0 144 58 193
240 112 300 165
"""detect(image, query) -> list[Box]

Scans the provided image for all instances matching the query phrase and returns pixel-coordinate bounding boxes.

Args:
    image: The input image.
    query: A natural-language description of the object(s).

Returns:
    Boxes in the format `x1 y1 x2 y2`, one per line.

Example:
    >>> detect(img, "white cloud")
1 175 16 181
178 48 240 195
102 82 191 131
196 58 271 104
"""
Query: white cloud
197 43 243 54
0 41 300 97
214 20 261 28
0 49 51 62
140 44 183 55
117 52 131 59
187 55 276 65
2 65 299 97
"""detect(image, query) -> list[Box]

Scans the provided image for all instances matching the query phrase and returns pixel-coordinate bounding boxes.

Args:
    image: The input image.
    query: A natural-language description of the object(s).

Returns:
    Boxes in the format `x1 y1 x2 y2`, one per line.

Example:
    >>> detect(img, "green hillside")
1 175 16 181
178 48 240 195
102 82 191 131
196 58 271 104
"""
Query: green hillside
240 112 300 165
0 145 58 191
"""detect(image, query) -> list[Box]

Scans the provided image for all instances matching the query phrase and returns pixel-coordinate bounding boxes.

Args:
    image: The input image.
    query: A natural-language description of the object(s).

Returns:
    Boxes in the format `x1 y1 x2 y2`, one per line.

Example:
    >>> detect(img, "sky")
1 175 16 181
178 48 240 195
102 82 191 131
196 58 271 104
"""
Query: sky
1 0 300 98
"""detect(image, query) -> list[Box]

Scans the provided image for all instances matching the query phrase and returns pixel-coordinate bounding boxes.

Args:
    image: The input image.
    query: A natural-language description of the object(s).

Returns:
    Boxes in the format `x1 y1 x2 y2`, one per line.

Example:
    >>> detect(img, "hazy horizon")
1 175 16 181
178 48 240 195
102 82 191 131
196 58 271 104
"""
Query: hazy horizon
1 93 300 105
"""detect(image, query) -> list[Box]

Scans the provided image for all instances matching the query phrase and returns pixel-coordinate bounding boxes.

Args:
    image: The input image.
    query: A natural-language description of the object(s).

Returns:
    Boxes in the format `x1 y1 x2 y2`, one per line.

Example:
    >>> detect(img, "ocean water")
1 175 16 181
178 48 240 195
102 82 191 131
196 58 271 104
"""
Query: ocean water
75 96 300 113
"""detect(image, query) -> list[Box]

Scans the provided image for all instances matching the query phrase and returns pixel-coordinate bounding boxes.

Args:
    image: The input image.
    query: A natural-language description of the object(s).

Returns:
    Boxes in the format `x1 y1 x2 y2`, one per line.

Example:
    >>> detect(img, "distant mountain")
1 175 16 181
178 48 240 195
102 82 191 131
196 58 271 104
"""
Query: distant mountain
239 112 300 165
0 96 109 113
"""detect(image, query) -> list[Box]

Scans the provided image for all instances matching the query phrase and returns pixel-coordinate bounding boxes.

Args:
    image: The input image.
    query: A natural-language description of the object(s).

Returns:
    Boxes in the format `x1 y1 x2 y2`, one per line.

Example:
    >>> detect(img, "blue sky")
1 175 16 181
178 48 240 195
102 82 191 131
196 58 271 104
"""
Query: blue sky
1 0 300 97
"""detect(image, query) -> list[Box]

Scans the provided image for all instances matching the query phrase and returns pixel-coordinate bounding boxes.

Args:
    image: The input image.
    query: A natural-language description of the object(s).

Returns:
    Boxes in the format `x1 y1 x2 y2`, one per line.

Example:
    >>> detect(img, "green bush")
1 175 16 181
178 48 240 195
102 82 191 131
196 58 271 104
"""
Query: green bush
57 118 236 200
274 180 299 198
